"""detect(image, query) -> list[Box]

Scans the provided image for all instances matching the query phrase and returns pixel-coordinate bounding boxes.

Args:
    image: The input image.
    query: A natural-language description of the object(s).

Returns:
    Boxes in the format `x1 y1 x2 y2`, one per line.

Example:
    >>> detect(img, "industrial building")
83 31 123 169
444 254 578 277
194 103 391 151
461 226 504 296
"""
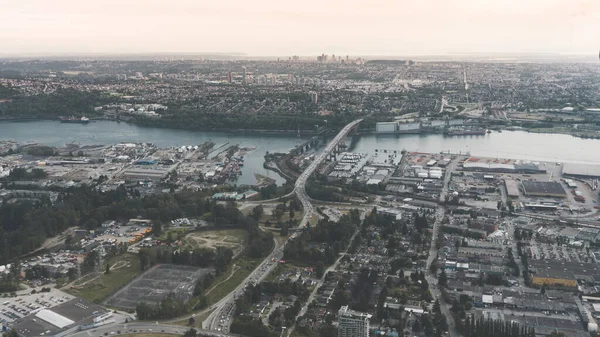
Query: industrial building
529 260 600 288
520 181 567 198
338 305 371 337
10 298 109 337
462 159 545 173
562 163 600 179
504 179 520 198
397 122 421 132
120 167 171 181
375 122 398 134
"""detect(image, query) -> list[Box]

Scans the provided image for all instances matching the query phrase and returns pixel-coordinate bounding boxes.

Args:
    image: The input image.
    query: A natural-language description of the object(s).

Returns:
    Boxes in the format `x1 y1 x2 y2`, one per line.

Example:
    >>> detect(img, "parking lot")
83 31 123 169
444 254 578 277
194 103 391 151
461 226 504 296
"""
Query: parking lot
528 241 591 263
0 288 74 326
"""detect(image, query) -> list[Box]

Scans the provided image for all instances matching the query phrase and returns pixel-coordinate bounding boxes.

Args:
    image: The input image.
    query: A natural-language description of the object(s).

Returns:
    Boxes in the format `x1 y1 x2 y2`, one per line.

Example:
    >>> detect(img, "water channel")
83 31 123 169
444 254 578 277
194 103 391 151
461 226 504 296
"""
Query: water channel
2 120 600 185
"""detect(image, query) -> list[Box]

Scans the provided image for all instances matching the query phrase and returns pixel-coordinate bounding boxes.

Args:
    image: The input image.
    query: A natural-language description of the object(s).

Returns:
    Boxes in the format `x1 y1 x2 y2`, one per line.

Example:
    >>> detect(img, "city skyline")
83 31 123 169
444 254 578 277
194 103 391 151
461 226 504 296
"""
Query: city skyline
1 0 599 57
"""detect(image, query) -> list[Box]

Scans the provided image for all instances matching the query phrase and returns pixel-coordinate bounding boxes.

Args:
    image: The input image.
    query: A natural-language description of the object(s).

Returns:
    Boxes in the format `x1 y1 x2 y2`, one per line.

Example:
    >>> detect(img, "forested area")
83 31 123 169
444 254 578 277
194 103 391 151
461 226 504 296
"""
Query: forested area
0 84 18 98
0 266 19 293
283 210 360 265
139 246 233 275
133 102 353 132
306 183 346 202
0 184 256 265
0 88 109 117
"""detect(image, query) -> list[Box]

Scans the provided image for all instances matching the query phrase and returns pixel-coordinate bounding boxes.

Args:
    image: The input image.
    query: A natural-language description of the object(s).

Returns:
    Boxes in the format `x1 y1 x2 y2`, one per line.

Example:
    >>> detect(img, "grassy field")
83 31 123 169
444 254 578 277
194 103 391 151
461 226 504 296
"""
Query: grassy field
171 308 214 327
66 253 142 303
157 227 190 241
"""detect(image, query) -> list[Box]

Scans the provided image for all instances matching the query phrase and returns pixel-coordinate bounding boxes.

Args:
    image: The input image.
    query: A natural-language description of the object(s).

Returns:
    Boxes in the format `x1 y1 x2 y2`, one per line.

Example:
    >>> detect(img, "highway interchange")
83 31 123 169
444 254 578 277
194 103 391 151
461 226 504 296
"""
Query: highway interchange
202 118 364 334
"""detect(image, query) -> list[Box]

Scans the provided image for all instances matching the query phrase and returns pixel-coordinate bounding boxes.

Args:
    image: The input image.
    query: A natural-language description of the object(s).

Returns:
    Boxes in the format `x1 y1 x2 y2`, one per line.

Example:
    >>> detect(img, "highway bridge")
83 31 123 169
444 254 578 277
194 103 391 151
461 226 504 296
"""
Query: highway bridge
202 118 363 333
294 118 363 228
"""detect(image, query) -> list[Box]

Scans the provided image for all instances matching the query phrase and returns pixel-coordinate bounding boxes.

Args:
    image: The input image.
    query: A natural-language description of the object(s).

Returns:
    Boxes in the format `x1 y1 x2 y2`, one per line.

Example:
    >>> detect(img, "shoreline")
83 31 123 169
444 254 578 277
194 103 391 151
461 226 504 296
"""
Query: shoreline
0 116 598 140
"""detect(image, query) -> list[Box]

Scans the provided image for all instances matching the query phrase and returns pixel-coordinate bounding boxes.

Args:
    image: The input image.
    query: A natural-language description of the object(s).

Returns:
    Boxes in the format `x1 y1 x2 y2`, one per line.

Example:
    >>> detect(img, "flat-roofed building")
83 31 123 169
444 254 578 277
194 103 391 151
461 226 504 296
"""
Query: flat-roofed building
338 305 371 337
504 179 520 198
521 181 567 198
11 298 108 337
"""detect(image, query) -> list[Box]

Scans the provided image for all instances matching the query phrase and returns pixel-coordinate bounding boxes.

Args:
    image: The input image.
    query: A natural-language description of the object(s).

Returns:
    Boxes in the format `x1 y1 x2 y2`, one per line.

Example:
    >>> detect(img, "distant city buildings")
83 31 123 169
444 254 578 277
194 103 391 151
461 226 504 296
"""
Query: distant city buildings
338 305 371 337
242 66 247 85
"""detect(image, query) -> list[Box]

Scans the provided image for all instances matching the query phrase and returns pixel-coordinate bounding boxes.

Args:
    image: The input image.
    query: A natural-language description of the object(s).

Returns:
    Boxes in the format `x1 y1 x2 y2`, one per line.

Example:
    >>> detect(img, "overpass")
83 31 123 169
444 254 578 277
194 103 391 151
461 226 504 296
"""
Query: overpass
202 119 363 333
294 118 363 228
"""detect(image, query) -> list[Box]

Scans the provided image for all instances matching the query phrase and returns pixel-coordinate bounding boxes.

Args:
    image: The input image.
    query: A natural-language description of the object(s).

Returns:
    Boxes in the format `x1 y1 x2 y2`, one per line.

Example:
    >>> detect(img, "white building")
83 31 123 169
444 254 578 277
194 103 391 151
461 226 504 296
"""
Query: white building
338 305 371 337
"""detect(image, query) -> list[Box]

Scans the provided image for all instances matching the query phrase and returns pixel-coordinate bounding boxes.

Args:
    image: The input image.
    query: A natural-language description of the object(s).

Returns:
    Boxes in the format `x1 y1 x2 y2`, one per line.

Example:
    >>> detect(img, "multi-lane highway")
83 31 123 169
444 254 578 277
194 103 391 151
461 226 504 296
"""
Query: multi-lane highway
202 119 363 333
203 237 283 331
294 118 363 229
70 321 245 337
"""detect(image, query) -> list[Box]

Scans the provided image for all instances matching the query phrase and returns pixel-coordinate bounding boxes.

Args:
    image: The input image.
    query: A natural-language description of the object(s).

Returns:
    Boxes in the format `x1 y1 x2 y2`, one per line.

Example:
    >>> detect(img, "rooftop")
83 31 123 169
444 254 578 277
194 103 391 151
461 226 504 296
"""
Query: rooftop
11 298 106 337
521 181 567 197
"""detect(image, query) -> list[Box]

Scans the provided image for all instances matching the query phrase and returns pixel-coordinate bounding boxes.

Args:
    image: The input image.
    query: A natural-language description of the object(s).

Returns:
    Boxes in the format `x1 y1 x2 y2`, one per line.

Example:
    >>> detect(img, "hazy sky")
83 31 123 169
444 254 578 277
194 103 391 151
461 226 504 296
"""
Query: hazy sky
1 0 599 56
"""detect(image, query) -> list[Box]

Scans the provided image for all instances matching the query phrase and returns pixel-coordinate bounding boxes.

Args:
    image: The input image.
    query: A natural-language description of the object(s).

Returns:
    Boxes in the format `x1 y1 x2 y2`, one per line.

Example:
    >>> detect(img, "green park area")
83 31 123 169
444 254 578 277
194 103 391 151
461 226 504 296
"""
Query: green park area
65 253 141 303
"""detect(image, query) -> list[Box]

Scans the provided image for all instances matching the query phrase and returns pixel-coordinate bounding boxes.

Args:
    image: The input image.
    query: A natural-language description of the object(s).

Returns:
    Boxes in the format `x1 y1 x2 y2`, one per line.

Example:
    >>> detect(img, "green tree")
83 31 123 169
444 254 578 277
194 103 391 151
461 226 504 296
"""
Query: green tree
316 261 325 279
280 224 289 236
251 205 264 221
183 328 197 337
140 254 150 271
152 221 163 236
3 329 19 337
438 270 448 288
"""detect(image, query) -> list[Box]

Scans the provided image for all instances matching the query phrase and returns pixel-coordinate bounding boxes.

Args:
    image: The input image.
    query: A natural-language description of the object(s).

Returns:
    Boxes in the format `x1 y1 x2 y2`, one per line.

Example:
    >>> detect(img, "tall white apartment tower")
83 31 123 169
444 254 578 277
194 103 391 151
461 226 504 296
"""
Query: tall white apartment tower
338 305 371 337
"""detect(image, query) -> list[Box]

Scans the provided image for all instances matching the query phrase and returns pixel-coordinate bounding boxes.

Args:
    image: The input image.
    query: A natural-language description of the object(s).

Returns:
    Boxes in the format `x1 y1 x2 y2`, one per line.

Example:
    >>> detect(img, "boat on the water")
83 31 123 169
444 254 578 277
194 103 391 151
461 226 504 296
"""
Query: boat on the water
60 116 90 124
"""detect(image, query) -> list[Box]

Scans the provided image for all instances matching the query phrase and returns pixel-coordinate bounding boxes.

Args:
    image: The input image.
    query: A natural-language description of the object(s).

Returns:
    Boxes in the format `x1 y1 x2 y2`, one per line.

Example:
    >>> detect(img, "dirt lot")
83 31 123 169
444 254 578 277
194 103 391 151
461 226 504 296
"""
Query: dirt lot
184 229 246 255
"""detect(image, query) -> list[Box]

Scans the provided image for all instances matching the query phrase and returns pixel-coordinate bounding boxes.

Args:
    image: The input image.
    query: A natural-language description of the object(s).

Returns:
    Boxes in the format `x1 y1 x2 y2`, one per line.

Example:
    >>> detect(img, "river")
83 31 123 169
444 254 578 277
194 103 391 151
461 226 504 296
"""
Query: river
351 131 600 165
2 121 600 185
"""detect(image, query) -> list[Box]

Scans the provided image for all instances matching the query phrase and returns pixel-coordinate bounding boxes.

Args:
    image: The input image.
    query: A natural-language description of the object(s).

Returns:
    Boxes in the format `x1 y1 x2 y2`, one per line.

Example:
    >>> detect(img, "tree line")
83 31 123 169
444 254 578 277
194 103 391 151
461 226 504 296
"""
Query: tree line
0 184 246 265
283 210 359 265
0 88 110 118
139 246 233 275
462 315 535 337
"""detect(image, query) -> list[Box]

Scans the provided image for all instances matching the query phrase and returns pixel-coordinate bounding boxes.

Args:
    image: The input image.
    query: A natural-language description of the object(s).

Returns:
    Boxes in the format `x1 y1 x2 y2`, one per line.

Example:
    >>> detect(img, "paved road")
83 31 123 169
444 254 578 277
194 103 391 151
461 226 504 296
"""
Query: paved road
426 159 460 337
287 211 366 336
294 118 363 230
505 220 526 286
203 119 363 333
70 321 247 337
203 236 282 331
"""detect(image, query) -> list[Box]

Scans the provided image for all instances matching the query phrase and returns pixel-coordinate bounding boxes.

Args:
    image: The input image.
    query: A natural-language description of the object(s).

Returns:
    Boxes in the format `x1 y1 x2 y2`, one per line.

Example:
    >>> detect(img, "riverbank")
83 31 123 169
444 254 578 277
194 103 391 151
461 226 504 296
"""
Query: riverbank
3 119 600 168
524 127 600 139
